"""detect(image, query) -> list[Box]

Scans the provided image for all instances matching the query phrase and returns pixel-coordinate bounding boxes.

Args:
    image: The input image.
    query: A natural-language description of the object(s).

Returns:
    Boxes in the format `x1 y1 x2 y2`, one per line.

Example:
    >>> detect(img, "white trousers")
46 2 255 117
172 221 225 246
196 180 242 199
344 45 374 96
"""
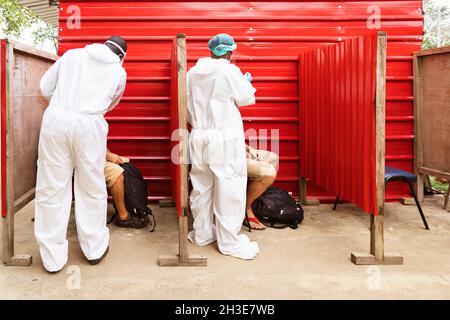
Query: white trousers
34 107 109 272
188 129 259 260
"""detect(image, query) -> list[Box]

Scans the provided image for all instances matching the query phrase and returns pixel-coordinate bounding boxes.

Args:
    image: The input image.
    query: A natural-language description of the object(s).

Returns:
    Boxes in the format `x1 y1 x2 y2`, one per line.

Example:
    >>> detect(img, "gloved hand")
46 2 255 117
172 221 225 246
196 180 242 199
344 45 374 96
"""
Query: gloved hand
244 72 252 82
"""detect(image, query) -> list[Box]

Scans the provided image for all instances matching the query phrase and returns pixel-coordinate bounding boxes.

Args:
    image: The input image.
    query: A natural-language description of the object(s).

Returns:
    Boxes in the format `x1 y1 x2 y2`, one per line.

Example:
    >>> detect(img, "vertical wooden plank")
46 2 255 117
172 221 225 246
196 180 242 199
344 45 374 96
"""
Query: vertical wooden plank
159 34 206 267
413 54 424 202
444 188 450 210
370 215 384 260
2 42 14 264
372 32 387 260
179 214 188 263
352 32 402 265
299 177 307 204
177 34 188 213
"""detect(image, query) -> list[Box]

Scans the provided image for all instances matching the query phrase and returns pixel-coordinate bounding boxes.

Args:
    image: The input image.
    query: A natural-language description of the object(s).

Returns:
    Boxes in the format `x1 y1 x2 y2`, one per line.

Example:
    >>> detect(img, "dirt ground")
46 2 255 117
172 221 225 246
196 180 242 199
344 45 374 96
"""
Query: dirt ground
1 198 450 300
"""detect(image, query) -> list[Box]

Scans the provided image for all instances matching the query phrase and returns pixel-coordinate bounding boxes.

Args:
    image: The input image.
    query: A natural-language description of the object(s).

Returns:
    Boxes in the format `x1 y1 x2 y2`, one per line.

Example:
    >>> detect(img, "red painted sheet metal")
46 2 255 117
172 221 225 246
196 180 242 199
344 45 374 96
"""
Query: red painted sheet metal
169 38 182 216
299 33 379 215
1 40 7 218
58 1 423 202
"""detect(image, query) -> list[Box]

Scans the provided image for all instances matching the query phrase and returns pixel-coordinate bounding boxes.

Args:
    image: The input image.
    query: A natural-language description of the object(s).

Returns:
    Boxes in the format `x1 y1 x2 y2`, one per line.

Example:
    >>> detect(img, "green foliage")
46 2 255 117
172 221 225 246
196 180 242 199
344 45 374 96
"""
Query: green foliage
0 0 36 38
0 0 58 51
423 0 450 49
430 176 449 193
32 22 58 51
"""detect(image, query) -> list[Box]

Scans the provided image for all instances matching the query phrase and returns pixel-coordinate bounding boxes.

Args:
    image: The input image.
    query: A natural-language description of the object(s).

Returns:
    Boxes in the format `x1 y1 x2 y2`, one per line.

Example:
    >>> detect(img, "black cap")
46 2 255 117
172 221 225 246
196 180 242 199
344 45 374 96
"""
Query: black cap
105 35 127 56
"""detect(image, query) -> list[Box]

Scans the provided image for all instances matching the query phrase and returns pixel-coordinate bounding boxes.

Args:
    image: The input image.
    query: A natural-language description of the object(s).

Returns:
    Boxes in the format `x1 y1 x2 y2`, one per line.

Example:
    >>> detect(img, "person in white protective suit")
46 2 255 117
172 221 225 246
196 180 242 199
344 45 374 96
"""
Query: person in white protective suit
187 34 259 260
35 36 127 272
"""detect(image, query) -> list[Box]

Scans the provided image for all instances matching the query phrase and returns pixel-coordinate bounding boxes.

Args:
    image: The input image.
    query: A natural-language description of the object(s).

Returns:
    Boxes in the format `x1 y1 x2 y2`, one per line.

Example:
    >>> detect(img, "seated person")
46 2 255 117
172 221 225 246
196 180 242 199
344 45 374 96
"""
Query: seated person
105 149 149 228
245 145 279 230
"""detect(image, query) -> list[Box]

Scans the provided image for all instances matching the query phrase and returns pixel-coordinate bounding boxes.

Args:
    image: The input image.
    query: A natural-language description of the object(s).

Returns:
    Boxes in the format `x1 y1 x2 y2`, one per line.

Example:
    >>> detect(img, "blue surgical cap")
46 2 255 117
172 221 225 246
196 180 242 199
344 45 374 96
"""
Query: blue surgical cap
208 34 237 57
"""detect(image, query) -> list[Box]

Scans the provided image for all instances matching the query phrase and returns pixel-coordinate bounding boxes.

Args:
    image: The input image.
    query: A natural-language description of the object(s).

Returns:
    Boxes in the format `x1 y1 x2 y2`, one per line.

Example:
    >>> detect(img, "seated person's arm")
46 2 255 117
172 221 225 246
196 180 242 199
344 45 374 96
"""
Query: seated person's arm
246 144 260 160
106 149 123 164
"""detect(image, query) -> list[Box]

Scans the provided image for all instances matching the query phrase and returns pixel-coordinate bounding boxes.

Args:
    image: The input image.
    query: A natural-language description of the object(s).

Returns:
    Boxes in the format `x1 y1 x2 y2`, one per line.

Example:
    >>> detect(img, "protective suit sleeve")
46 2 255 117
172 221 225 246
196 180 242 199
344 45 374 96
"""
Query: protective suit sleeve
226 65 256 107
108 69 127 112
40 55 64 100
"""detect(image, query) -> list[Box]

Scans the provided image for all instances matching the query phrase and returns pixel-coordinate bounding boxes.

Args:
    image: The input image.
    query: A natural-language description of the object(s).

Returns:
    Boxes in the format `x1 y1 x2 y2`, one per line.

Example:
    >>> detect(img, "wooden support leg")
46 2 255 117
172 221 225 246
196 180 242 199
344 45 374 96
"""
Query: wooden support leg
299 177 320 205
158 210 207 267
444 188 450 210
2 212 32 266
159 199 176 207
351 214 403 265
417 173 424 202
351 32 403 266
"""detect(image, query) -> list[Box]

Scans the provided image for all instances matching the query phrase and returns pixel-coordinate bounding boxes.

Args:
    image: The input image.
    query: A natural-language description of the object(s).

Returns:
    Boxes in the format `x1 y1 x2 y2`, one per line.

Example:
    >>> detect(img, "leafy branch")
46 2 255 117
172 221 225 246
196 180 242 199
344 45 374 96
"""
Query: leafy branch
0 0 58 51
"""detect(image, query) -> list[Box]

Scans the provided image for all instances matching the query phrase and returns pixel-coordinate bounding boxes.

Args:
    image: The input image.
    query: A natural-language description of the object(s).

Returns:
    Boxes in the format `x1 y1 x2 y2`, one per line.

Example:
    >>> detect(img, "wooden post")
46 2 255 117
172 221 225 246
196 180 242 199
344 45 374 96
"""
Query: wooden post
158 34 207 267
413 54 425 202
444 188 450 210
298 177 320 205
351 32 403 265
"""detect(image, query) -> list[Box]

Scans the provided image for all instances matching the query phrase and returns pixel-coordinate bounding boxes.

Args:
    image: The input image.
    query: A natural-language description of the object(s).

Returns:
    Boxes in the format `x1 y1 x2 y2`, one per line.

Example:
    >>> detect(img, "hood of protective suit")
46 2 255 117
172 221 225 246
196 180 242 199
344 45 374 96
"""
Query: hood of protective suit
192 57 230 75
85 43 120 64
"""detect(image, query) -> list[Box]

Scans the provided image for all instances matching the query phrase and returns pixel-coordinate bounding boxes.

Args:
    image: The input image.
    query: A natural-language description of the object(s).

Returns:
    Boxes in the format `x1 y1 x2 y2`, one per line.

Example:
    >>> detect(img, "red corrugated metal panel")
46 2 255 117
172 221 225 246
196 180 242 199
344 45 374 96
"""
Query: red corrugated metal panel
299 33 379 215
58 1 423 202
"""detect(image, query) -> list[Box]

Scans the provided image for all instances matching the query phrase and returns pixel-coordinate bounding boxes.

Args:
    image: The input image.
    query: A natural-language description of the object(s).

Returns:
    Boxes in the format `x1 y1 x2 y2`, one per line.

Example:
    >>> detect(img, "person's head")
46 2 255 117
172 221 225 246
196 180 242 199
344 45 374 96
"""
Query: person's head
208 33 236 61
105 35 127 62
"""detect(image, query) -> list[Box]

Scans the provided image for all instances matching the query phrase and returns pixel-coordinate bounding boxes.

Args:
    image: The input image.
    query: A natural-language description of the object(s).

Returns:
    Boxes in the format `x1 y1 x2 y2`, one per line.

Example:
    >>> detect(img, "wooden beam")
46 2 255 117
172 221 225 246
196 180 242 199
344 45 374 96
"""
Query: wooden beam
370 215 384 260
444 188 450 210
177 34 189 211
413 54 425 202
413 45 450 57
373 31 387 261
401 196 437 206
158 213 207 267
179 214 189 263
159 199 175 207
158 34 207 267
7 39 58 62
298 177 320 205
351 252 403 265
2 42 15 265
351 32 402 265
419 167 450 182
158 255 208 267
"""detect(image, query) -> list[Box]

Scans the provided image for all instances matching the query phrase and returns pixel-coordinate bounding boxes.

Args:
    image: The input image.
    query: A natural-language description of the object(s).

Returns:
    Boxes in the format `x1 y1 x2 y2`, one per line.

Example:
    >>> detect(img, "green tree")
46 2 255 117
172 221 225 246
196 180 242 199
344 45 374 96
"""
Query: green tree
423 0 450 49
0 0 58 51
33 21 58 51
0 0 36 37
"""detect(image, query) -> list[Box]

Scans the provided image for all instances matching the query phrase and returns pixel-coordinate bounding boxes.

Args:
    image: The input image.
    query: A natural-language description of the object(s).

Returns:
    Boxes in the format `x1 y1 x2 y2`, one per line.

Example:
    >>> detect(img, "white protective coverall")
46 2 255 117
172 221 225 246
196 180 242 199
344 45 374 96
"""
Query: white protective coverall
187 57 259 260
35 43 126 272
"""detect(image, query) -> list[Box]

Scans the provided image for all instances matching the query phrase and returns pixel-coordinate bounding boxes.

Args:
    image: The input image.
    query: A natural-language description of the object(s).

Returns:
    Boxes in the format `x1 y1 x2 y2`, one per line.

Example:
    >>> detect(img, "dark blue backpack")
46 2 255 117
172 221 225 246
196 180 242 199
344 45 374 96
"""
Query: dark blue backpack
251 187 304 229
108 162 156 231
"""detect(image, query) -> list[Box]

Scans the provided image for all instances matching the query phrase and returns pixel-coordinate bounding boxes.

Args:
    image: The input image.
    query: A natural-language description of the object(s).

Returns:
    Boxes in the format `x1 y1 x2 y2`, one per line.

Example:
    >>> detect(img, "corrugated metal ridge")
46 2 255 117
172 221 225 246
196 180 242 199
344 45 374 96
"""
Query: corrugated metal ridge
60 35 423 42
18 0 59 27
59 15 422 22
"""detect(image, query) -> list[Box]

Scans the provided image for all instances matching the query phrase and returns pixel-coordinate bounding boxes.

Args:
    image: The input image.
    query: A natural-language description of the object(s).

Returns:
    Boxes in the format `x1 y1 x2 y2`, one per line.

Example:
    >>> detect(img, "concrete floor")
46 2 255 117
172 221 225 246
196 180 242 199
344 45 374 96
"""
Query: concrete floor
1 198 450 300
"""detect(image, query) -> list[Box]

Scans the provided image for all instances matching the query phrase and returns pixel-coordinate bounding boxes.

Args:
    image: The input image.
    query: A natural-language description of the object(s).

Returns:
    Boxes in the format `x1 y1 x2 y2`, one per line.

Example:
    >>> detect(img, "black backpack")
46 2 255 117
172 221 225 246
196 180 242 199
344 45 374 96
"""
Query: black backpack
251 186 304 229
108 162 156 231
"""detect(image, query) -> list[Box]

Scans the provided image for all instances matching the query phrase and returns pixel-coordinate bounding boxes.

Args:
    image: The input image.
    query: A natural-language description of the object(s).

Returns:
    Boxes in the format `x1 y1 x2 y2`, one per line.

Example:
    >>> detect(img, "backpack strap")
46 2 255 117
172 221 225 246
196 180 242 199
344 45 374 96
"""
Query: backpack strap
259 216 290 229
107 204 119 224
148 211 156 232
